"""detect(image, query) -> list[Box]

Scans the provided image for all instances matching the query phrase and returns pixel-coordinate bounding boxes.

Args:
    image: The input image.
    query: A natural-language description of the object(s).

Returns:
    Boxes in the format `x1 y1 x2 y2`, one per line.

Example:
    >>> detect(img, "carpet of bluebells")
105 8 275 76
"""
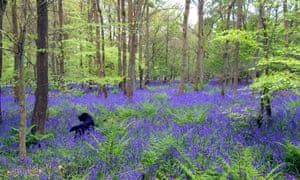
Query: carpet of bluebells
0 81 299 179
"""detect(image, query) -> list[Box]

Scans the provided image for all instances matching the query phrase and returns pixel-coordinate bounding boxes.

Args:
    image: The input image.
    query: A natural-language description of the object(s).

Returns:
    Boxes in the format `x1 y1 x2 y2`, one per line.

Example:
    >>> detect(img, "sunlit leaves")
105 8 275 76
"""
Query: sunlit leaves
213 30 258 48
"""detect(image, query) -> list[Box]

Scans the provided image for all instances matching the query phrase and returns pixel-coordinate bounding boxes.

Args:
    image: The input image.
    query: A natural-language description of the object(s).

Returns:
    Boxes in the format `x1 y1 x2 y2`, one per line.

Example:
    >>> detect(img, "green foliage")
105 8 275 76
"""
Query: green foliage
7 125 53 148
213 30 258 47
283 141 300 177
115 106 139 120
51 141 95 179
139 102 160 119
85 122 131 178
286 100 300 116
167 105 212 125
220 146 260 179
252 71 300 97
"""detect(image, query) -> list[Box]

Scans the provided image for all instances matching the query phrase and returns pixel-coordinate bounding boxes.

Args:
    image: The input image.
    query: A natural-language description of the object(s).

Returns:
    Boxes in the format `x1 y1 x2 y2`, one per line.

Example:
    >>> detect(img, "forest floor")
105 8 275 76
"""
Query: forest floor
0 82 299 179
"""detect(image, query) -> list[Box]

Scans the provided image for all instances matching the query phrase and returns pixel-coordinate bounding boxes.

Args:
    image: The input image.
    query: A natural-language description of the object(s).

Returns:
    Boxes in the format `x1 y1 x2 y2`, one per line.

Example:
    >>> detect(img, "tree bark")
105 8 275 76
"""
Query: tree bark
194 0 204 91
283 0 289 57
96 1 108 98
18 0 27 161
138 26 143 89
11 0 21 102
31 0 49 134
94 0 101 95
117 0 122 88
257 0 272 127
51 1 58 85
0 0 8 123
58 0 65 89
143 0 150 88
127 0 136 99
178 0 190 95
121 0 127 94
233 0 242 96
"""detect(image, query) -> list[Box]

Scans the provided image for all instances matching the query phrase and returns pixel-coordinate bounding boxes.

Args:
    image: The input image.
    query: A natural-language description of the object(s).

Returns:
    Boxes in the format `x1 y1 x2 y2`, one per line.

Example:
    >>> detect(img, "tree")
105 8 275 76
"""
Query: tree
127 0 136 98
194 0 205 91
121 0 127 94
0 0 8 123
18 0 27 161
233 0 242 96
143 0 150 88
221 0 235 96
178 0 190 95
58 0 65 89
12 0 20 102
117 0 122 88
31 0 49 134
96 0 108 98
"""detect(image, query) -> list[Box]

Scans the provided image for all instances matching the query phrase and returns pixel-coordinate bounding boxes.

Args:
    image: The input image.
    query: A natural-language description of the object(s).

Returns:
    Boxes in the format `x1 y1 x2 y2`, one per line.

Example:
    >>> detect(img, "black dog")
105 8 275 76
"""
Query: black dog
70 112 95 136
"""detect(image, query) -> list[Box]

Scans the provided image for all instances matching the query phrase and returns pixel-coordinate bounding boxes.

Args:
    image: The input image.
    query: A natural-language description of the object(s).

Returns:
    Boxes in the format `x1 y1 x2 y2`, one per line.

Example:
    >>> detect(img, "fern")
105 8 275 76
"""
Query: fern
220 146 260 180
85 122 132 173
283 141 300 177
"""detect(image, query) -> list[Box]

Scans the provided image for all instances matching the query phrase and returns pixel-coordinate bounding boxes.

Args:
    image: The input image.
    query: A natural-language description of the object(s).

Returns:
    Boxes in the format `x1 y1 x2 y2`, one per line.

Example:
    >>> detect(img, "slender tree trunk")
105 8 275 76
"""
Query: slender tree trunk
94 0 102 95
143 0 150 88
194 0 204 91
97 1 108 98
283 0 289 57
11 0 20 102
18 0 27 161
121 0 127 94
165 15 170 82
138 0 145 88
178 0 190 95
127 0 136 99
117 0 122 88
138 27 143 88
0 0 8 123
87 0 94 89
58 0 65 89
233 0 242 96
51 1 58 85
257 0 272 127
222 0 235 96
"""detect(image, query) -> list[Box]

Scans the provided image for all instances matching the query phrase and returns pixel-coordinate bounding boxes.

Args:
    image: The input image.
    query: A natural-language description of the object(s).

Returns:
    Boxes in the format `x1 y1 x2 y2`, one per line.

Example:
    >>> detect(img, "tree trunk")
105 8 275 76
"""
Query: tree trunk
127 0 136 99
117 0 122 88
97 1 108 98
194 0 204 91
143 0 150 88
221 0 233 97
138 0 145 89
283 0 289 58
233 0 242 96
18 0 27 161
94 0 102 95
121 0 127 94
11 0 20 102
283 0 288 46
138 27 143 88
0 0 7 123
58 0 65 89
257 0 272 127
31 0 49 134
178 0 190 95
51 1 58 85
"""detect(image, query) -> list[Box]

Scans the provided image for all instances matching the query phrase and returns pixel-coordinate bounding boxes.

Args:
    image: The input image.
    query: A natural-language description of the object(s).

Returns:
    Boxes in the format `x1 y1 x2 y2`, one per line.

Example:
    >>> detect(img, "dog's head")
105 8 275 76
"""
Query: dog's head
78 112 90 122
